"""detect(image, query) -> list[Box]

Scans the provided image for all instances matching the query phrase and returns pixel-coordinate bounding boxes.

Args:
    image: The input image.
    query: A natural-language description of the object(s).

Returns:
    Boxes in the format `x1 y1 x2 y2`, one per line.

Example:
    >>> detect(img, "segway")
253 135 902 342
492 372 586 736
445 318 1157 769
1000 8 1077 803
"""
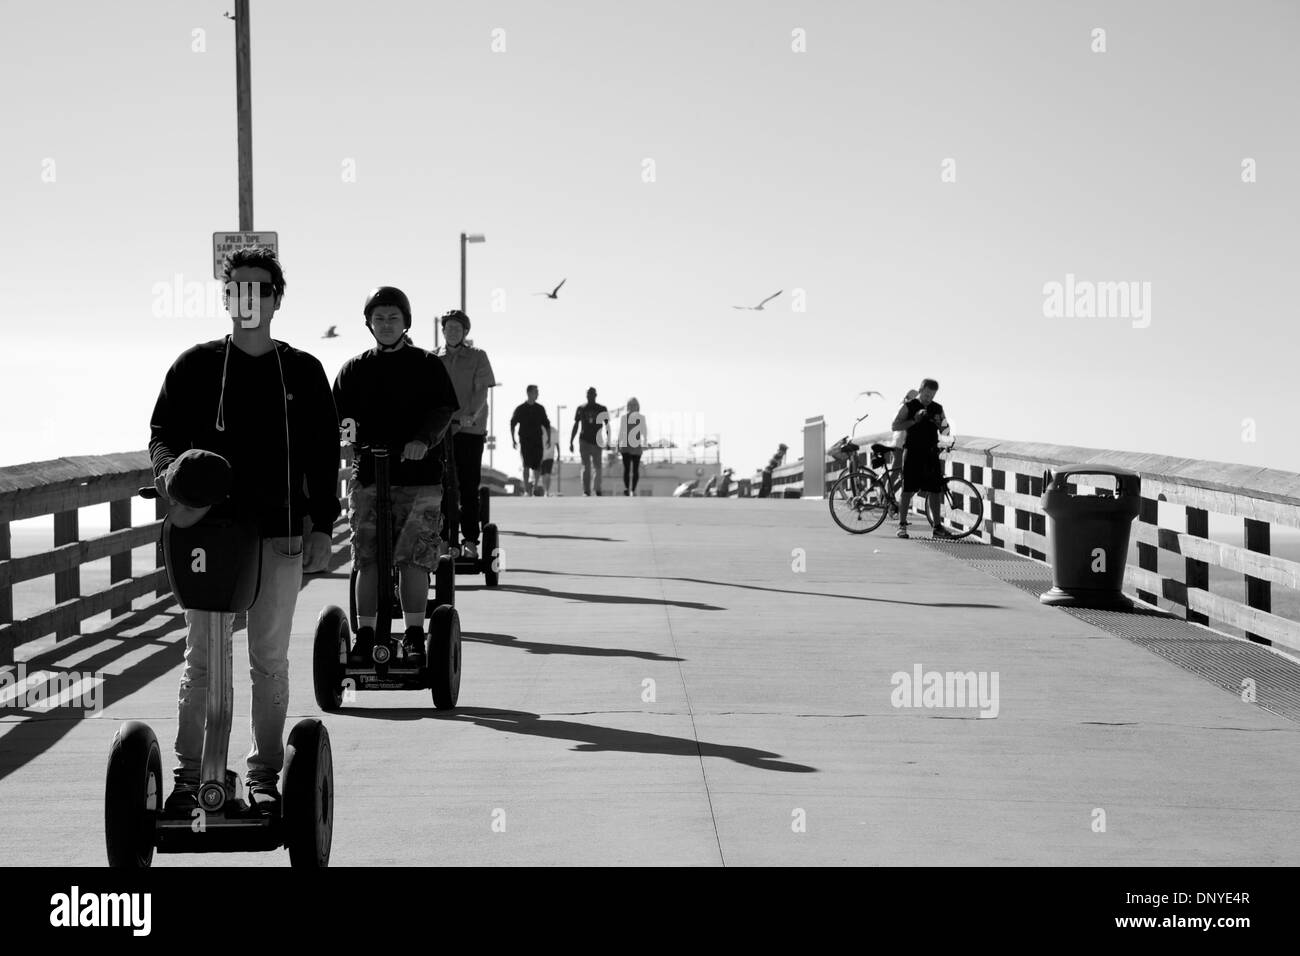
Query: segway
444 430 501 588
105 485 334 867
313 443 461 710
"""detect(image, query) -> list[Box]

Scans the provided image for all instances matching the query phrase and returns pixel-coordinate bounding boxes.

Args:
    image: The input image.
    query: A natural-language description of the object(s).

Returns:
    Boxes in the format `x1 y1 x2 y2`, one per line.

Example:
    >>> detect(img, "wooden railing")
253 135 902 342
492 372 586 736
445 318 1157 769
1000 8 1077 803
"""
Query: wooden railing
0 447 510 667
746 434 1300 654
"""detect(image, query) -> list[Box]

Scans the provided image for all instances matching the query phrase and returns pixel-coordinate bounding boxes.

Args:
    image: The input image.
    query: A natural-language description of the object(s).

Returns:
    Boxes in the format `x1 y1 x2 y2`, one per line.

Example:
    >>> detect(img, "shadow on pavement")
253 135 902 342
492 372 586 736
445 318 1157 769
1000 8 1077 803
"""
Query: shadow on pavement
343 706 818 773
502 530 625 543
507 568 1004 610
0 597 188 784
488 583 724 611
462 631 685 662
1 521 353 783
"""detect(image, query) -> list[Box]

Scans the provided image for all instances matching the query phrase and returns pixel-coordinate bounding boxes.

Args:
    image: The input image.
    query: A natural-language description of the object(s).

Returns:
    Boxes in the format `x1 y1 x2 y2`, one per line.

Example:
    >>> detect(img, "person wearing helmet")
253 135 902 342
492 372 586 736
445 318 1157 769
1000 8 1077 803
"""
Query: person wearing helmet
434 309 496 560
332 286 460 666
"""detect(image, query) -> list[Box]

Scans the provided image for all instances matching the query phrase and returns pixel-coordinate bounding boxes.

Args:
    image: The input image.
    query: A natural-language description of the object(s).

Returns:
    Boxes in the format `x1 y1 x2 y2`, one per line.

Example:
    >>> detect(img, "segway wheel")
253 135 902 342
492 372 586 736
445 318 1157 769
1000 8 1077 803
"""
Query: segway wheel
435 553 456 607
348 564 358 634
427 605 462 710
313 605 350 711
283 718 333 867
479 486 490 530
482 523 500 589
104 720 162 868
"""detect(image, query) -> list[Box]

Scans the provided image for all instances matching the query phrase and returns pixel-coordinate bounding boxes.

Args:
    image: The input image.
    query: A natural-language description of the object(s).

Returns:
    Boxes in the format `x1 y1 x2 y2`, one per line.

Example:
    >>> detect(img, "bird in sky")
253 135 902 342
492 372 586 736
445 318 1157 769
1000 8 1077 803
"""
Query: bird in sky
856 389 883 399
322 325 339 339
534 279 566 299
732 290 782 311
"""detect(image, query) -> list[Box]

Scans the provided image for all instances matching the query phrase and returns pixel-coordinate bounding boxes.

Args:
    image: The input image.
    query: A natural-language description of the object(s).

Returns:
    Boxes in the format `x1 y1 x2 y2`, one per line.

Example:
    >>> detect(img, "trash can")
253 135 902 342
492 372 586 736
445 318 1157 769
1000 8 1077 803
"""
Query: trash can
1039 465 1141 610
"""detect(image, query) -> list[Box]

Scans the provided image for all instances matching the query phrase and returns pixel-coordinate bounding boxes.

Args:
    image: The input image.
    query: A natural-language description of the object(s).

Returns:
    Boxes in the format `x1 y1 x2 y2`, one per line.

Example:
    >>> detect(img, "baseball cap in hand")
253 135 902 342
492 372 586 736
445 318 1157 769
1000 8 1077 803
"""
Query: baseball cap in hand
164 449 233 507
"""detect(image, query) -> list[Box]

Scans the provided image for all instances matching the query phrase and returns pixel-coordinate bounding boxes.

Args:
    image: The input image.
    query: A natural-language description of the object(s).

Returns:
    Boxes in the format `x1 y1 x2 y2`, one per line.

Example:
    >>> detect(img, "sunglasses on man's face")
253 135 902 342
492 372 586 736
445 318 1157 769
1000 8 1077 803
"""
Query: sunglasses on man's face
226 282 277 299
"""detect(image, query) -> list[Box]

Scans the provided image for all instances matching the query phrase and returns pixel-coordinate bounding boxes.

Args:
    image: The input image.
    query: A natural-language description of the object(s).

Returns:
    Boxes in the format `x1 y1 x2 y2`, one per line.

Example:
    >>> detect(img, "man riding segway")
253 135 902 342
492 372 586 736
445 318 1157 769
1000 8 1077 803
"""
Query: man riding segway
332 286 460 668
146 246 340 821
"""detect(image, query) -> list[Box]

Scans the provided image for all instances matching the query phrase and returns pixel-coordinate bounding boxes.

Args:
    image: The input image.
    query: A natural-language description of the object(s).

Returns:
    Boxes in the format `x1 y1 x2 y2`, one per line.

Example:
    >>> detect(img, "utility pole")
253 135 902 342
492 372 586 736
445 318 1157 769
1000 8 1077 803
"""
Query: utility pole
234 0 253 230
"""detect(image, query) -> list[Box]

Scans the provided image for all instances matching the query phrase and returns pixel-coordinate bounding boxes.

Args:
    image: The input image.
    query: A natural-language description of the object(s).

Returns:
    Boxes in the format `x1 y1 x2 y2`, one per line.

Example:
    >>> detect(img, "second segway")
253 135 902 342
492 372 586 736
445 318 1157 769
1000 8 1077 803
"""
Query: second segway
314 444 461 710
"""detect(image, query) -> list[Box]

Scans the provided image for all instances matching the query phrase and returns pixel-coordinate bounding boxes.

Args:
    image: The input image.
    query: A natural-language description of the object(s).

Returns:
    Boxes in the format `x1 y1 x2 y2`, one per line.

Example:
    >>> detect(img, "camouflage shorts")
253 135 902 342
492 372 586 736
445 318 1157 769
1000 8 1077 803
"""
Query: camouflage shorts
348 484 444 571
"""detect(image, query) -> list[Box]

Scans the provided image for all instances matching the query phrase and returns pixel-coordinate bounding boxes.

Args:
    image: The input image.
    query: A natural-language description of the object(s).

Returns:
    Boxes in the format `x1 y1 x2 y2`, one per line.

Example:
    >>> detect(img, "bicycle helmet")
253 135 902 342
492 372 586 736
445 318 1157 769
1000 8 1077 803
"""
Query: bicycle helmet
364 286 412 351
439 309 470 333
363 286 412 329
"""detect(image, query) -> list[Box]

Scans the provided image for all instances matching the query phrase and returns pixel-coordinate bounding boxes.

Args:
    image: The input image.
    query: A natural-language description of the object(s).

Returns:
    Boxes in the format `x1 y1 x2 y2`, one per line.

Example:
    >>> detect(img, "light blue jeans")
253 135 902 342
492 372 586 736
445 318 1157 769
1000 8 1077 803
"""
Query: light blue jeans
173 535 303 788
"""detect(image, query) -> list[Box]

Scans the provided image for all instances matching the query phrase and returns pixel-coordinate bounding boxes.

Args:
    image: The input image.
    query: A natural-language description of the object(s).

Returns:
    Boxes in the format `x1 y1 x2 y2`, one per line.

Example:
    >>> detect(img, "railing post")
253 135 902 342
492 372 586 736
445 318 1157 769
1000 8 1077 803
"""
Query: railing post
1244 518 1271 643
0 520 11 667
990 469 1006 550
110 497 132 618
1185 507 1209 625
1029 474 1046 561
1136 497 1158 606
53 508 79 640
1014 473 1032 557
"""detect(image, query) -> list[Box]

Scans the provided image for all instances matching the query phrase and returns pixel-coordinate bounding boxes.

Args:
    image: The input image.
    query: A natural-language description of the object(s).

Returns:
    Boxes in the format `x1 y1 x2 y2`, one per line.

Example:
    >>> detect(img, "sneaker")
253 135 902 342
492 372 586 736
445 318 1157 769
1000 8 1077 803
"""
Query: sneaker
932 526 956 539
248 779 281 815
402 626 425 666
350 625 375 665
461 540 479 561
164 779 199 814
896 525 910 539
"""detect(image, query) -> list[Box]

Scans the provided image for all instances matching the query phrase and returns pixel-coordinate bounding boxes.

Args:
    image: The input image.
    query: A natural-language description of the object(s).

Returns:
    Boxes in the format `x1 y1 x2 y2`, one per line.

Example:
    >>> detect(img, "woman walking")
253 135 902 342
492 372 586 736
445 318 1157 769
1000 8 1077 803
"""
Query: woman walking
617 397 647 496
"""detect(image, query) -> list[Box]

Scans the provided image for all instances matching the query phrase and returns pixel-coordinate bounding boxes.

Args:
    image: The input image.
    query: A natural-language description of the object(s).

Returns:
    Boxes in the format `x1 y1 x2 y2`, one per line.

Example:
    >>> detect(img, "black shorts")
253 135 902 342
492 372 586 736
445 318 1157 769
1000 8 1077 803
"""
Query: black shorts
539 459 553 475
521 445 542 470
902 447 943 494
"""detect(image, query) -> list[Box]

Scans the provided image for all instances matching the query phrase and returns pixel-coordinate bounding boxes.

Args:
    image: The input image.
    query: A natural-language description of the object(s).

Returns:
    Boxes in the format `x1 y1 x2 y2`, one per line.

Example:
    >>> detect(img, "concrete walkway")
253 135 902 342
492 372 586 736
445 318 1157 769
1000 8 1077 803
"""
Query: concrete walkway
3 497 1299 866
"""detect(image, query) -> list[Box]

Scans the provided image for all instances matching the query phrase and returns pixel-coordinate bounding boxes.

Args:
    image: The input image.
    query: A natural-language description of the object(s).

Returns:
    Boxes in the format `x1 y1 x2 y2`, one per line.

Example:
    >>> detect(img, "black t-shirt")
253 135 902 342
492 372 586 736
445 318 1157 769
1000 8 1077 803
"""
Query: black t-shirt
332 345 460 487
903 399 947 451
574 402 609 444
511 402 551 447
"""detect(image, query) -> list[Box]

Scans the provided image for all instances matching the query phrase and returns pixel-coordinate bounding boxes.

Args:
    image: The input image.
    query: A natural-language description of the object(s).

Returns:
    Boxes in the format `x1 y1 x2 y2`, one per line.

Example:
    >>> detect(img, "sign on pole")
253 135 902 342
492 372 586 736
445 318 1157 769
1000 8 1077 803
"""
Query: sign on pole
212 231 278 279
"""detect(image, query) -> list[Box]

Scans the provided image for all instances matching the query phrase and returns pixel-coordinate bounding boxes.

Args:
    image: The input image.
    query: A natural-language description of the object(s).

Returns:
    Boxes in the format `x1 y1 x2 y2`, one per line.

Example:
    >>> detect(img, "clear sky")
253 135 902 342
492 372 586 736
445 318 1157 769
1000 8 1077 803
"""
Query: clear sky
3 0 1298 478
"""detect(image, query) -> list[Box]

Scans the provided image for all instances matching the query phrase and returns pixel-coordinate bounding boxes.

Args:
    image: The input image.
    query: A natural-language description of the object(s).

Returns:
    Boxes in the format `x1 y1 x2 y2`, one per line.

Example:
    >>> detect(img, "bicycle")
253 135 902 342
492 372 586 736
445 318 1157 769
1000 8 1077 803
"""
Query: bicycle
826 412 984 538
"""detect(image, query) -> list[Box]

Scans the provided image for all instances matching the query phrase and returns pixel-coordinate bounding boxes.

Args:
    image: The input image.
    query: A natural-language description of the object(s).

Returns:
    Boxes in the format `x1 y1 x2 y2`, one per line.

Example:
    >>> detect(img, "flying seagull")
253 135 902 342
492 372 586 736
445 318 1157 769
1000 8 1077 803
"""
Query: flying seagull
732 290 782 311
534 279 566 299
322 325 339 339
856 389 883 399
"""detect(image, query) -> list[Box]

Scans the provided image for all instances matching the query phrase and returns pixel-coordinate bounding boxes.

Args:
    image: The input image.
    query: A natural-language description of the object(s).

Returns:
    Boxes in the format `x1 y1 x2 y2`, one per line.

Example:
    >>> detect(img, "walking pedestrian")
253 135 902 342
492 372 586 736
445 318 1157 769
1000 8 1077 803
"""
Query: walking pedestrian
569 387 612 496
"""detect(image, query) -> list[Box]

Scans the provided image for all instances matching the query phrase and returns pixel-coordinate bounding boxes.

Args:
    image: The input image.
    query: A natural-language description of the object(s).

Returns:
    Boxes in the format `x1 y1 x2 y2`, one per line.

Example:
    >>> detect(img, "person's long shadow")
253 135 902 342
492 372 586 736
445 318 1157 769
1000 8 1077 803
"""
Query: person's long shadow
462 631 684 662
346 706 817 773
487 583 723 612
507 568 1004 610
502 530 625 543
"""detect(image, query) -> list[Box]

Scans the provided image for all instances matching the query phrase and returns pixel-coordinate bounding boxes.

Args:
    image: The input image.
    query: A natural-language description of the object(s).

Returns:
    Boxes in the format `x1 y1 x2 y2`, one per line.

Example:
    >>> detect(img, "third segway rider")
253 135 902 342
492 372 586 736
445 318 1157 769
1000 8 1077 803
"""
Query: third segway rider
333 287 460 666
435 309 495 559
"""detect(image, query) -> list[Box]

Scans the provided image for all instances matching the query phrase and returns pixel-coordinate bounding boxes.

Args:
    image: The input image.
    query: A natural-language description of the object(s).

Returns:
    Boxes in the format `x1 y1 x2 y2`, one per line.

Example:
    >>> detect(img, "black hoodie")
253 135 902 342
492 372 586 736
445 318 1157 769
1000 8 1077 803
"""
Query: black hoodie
148 337 342 538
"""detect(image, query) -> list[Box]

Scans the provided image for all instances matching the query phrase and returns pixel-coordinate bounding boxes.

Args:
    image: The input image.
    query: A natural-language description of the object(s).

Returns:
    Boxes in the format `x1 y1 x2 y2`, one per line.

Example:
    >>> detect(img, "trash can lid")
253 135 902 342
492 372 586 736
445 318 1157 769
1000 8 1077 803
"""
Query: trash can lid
1043 463 1141 493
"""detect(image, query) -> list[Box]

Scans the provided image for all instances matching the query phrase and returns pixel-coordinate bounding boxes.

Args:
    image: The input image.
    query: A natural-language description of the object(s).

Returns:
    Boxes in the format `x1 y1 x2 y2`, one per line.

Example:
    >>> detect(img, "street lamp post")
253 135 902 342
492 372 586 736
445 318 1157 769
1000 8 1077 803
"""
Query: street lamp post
453 231 487 463
441 232 486 351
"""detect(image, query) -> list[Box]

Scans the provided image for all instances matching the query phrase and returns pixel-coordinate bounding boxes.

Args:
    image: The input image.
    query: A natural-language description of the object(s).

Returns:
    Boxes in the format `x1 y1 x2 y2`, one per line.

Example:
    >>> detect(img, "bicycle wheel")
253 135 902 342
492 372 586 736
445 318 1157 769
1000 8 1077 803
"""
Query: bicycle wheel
828 472 889 534
931 477 984 539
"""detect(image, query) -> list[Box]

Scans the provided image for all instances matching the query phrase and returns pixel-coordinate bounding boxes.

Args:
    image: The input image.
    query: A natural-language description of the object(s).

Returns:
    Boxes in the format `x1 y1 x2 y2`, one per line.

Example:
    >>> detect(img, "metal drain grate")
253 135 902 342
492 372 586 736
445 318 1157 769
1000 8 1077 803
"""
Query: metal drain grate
919 539 1300 723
